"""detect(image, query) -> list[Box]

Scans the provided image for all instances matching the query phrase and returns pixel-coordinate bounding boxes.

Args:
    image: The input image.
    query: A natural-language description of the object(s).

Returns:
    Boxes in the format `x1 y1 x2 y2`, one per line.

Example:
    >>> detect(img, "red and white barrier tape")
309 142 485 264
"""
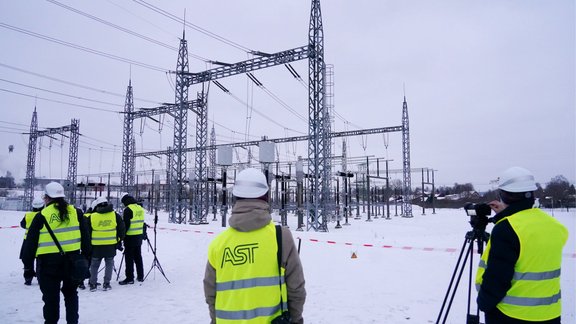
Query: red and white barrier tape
3 224 575 258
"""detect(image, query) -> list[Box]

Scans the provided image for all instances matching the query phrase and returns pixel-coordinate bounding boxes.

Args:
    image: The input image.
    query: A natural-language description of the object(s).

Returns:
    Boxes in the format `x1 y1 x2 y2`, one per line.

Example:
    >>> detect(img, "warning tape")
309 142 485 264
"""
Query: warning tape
3 224 575 259
299 237 576 259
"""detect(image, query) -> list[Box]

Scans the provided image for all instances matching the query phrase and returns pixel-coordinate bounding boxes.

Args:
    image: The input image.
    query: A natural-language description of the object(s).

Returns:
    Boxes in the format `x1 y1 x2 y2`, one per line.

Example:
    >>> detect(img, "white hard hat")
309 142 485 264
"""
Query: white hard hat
32 197 44 209
44 182 65 198
498 166 537 193
232 168 269 198
93 196 108 208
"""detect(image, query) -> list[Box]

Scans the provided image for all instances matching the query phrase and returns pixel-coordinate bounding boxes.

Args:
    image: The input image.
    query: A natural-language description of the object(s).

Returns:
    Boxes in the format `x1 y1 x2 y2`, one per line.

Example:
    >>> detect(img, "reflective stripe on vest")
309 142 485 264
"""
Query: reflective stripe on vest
208 222 288 323
90 211 117 245
126 204 144 236
23 211 36 239
475 208 568 321
36 204 81 256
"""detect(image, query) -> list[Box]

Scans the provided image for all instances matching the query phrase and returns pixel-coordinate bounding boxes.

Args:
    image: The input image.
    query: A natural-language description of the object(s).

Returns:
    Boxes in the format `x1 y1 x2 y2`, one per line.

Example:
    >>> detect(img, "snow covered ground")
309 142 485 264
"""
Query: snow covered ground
0 207 574 323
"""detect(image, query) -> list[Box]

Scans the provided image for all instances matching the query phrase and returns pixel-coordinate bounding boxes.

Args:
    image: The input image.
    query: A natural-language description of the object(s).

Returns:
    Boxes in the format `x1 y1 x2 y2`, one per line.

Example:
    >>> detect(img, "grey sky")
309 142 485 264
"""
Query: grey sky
0 0 574 192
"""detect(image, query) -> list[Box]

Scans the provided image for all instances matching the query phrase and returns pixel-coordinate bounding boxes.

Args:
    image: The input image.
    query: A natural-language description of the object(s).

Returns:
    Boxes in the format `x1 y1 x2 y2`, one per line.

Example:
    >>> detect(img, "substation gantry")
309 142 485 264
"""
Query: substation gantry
24 108 80 209
123 0 414 230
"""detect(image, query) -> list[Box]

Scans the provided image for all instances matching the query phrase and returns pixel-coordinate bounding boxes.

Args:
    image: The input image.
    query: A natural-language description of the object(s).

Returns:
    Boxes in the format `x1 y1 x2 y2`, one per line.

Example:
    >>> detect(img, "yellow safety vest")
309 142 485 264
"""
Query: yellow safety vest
126 204 144 236
208 222 288 323
23 211 37 239
36 204 81 256
476 208 568 321
90 211 117 245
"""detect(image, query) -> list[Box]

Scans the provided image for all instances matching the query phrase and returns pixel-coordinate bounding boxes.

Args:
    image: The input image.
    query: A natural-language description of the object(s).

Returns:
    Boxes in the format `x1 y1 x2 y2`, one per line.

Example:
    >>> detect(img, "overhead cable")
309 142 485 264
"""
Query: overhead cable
0 88 119 113
133 0 252 53
0 22 167 72
46 0 208 62
0 62 161 104
0 78 123 107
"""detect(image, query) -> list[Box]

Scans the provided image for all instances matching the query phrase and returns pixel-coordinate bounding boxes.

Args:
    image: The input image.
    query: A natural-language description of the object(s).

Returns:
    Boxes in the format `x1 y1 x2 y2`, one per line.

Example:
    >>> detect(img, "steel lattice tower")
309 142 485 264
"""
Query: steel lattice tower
402 96 413 217
23 108 39 210
192 90 208 224
307 0 329 231
121 79 135 194
170 31 190 224
209 124 216 180
24 112 80 208
66 119 80 204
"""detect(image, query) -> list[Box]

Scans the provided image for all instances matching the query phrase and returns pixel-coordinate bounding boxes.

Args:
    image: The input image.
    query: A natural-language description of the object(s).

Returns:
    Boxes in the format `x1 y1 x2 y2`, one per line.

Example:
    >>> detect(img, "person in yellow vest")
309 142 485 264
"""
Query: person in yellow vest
87 196 125 291
476 167 568 324
203 168 306 324
118 193 146 285
21 182 91 324
77 201 95 290
19 196 44 285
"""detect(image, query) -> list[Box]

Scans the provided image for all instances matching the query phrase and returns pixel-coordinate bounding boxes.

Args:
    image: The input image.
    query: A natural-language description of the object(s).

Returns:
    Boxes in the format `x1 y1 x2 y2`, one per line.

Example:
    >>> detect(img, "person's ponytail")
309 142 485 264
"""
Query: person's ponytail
54 197 70 222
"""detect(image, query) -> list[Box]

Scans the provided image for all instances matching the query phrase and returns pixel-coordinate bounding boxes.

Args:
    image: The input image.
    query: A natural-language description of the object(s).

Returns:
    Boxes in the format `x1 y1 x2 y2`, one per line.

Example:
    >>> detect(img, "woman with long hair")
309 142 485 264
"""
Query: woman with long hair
22 182 90 324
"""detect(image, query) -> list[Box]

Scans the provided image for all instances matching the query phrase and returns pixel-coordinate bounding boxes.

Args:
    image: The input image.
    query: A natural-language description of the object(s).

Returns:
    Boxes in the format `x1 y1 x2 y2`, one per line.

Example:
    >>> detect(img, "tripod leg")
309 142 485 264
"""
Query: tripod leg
144 236 170 283
443 240 474 324
436 237 469 324
116 252 124 281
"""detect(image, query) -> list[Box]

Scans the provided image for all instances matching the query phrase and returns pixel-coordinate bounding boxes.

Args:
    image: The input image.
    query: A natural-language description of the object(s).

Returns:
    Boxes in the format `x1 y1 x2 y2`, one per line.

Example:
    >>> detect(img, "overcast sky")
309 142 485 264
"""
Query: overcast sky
0 0 574 192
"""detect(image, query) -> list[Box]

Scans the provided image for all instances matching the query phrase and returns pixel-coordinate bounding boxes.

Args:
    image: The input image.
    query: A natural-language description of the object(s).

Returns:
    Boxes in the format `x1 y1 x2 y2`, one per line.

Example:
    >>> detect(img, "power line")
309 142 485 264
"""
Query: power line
0 62 162 104
0 78 123 107
133 0 252 53
0 88 119 113
0 22 167 72
46 0 208 62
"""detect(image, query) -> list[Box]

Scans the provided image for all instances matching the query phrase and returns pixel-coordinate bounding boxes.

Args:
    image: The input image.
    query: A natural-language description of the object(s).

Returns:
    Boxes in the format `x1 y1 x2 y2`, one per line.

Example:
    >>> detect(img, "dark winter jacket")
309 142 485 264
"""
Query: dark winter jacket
122 195 145 247
88 203 125 258
203 199 306 324
21 203 91 270
476 198 561 324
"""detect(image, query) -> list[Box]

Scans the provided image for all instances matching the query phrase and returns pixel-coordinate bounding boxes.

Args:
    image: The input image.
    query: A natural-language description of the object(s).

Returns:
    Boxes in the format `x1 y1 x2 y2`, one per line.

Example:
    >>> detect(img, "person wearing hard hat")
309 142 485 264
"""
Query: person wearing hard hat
118 193 146 285
19 197 44 285
21 182 91 324
86 196 125 291
77 199 97 290
476 167 568 323
203 168 306 324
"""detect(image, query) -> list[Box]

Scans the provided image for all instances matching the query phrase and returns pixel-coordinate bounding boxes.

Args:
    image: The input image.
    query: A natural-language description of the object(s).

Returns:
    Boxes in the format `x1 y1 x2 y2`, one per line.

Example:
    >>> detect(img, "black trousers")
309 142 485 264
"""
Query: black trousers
37 259 79 324
124 244 144 280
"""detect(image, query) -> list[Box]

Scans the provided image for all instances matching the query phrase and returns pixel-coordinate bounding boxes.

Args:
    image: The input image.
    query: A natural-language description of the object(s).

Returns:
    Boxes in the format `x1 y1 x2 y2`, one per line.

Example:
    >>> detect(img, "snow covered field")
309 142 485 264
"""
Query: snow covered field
0 207 574 323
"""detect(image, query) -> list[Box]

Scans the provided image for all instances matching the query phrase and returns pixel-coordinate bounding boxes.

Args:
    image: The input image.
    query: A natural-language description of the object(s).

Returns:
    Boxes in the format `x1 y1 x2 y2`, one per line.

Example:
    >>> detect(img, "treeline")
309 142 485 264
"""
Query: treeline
423 175 576 209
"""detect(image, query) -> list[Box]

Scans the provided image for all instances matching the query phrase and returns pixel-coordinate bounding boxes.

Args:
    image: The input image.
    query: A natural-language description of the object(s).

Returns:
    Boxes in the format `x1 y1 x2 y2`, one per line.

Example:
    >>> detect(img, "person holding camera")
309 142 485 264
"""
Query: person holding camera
21 182 91 324
118 193 146 285
476 167 568 324
87 196 125 291
203 168 306 324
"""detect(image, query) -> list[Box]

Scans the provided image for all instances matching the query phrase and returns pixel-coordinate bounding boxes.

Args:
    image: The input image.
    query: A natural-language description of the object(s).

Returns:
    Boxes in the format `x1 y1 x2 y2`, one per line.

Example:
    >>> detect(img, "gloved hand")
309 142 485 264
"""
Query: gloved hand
116 241 124 251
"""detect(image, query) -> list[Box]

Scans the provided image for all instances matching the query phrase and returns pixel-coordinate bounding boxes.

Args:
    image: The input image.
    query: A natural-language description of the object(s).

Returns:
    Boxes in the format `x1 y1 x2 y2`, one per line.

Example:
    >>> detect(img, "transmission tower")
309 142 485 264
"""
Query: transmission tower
121 79 135 194
307 0 329 231
23 108 39 210
24 109 80 209
402 96 413 217
192 90 208 224
67 119 80 204
209 124 216 180
171 30 190 224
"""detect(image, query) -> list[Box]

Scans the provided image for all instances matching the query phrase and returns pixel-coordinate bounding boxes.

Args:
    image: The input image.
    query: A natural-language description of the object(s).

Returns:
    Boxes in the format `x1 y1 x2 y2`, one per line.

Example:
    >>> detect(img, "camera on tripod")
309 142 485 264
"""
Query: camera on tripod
464 203 492 231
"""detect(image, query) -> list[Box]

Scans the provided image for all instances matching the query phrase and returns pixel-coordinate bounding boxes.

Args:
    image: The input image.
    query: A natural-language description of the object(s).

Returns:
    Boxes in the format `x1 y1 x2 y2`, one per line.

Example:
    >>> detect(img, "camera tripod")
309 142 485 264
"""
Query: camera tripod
144 208 170 283
436 227 489 324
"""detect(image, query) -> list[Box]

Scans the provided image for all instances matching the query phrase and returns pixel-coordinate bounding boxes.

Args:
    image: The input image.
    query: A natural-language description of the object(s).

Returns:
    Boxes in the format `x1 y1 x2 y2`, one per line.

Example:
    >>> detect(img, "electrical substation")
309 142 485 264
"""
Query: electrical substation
22 0 438 232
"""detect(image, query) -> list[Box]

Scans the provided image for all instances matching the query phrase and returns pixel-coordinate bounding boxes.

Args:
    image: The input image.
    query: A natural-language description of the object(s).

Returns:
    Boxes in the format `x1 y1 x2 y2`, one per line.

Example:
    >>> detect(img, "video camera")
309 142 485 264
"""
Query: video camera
464 203 492 231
